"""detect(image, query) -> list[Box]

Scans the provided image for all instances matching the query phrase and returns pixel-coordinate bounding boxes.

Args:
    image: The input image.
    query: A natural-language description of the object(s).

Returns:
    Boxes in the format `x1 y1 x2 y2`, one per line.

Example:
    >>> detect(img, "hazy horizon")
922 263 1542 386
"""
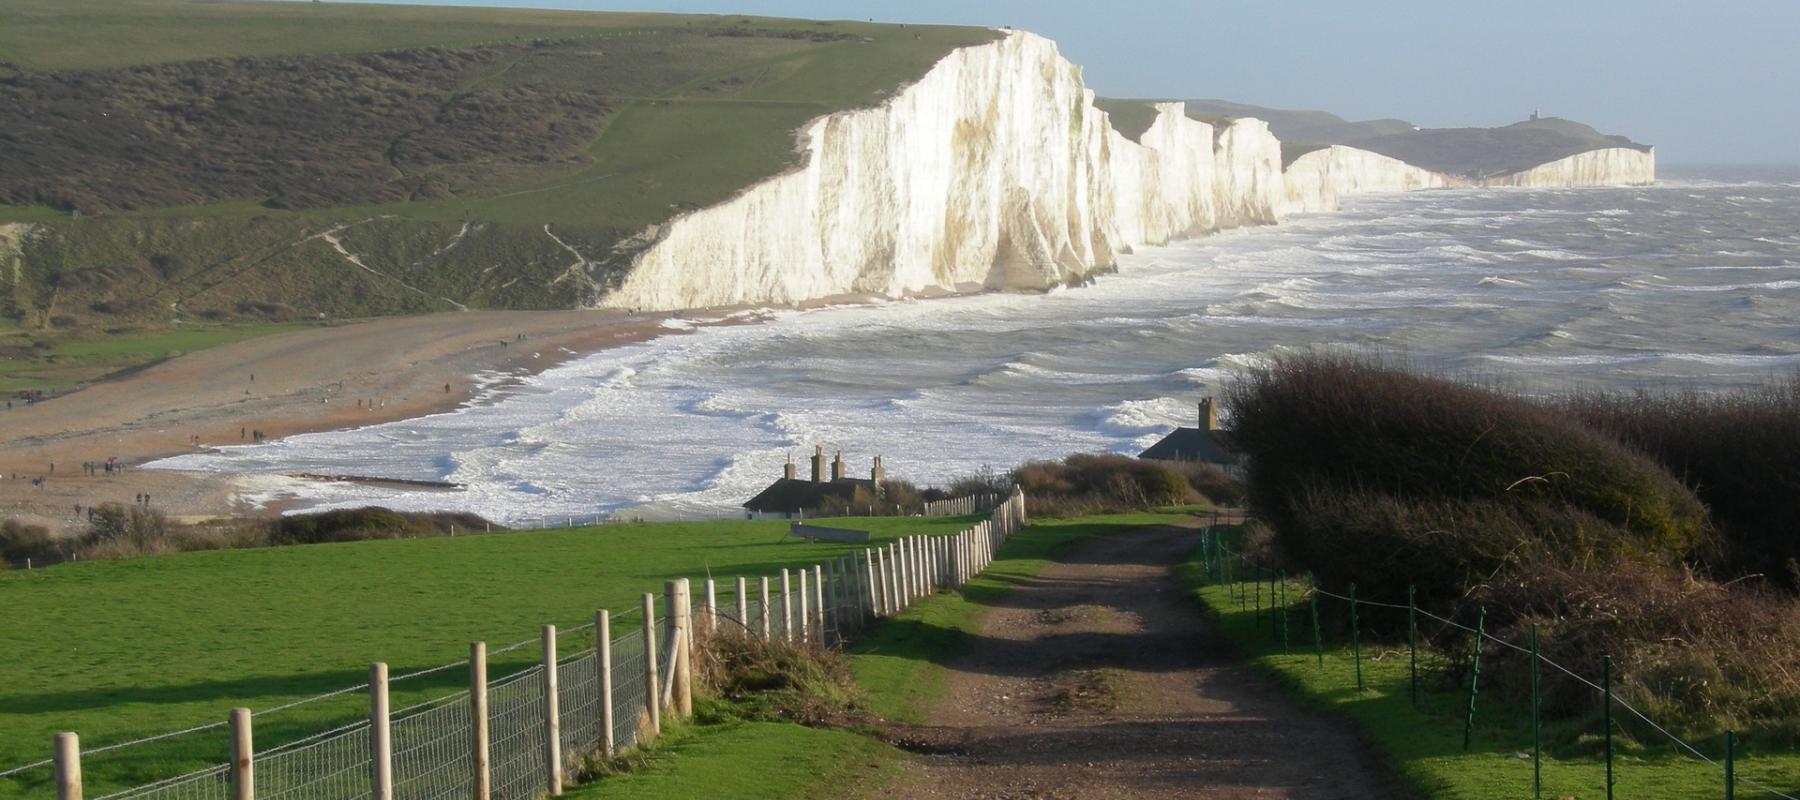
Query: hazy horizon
351 0 1799 166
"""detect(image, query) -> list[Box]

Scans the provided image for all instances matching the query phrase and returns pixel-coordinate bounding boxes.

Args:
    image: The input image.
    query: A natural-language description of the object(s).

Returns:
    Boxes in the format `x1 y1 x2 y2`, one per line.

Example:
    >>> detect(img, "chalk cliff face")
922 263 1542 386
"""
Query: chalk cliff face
1281 146 1457 214
604 32 1652 311
1477 147 1656 189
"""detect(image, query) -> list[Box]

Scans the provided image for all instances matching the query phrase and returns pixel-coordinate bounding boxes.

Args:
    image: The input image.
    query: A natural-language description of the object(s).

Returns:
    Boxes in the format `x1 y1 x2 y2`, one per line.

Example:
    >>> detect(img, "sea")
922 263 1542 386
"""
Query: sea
148 165 1800 523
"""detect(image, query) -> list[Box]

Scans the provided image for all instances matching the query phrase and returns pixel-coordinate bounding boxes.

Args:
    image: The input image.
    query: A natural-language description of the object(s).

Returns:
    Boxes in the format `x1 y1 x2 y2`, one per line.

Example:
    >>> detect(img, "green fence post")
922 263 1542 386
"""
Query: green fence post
1463 606 1486 751
1725 729 1736 800
1279 570 1290 655
1604 654 1615 800
1350 582 1363 692
1269 571 1280 640
1408 584 1418 707
1309 574 1323 668
1254 568 1263 629
1531 623 1541 800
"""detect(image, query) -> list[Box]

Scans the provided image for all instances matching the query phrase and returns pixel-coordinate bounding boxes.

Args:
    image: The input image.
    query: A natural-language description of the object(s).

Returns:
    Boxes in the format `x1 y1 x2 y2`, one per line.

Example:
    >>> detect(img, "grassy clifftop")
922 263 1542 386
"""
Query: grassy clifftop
0 0 994 338
1099 96 1649 175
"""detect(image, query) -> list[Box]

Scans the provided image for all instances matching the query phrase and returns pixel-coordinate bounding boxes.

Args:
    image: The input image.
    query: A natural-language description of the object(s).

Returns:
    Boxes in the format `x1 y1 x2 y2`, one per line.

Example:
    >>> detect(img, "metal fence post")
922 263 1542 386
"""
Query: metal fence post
1725 729 1736 800
1278 570 1289 655
472 642 490 800
1309 575 1323 668
1530 623 1540 800
1603 654 1615 800
543 625 562 796
598 611 614 758
1408 585 1419 707
1349 583 1362 691
1463 607 1485 751
229 708 253 800
642 593 660 737
371 662 393 800
53 732 80 800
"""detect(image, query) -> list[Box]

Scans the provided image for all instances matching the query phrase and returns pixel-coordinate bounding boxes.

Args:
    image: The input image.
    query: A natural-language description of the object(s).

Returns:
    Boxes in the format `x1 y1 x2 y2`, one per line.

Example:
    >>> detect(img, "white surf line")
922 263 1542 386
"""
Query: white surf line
317 226 470 311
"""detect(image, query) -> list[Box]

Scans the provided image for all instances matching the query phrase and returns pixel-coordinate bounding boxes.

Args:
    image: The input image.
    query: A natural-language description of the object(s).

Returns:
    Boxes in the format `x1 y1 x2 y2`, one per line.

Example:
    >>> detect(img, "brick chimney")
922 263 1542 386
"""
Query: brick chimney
810 445 825 483
870 455 885 487
783 451 795 481
831 450 845 481
1200 397 1218 431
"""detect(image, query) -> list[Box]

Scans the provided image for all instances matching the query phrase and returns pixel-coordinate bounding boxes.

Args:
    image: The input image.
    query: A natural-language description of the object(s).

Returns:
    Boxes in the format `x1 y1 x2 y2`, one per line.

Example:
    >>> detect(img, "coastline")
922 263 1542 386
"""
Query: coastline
0 287 976 534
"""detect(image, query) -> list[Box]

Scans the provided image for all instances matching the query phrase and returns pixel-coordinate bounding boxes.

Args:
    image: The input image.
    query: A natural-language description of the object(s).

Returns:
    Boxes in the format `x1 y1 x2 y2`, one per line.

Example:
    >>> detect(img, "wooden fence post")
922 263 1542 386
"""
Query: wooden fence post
781 569 794 642
813 564 826 639
471 642 490 800
759 576 771 639
597 612 613 758
543 625 562 796
675 579 693 718
641 593 660 737
872 547 887 615
797 567 810 644
228 708 253 800
704 579 718 634
736 576 749 635
53 733 79 800
371 662 393 800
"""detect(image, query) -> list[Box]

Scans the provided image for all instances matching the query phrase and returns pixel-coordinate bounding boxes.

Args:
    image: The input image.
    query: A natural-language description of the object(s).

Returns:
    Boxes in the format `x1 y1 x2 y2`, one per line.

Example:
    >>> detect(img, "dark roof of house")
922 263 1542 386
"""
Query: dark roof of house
742 477 876 512
1138 427 1238 465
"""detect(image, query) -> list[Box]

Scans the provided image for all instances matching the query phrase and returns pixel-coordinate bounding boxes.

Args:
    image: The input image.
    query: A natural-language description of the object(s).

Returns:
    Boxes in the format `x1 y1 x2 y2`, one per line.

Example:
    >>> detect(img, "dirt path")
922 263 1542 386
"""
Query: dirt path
881 520 1393 799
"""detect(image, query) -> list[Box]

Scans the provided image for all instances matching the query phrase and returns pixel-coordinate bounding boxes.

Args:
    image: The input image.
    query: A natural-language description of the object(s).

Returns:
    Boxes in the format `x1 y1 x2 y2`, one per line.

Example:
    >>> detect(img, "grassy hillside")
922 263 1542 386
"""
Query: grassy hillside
0 513 982 798
0 0 995 342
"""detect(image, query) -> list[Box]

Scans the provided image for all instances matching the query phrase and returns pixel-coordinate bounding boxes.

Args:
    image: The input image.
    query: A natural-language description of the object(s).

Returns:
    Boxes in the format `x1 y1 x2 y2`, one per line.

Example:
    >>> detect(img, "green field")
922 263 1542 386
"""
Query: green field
1182 543 1800 800
569 510 1200 799
0 514 982 797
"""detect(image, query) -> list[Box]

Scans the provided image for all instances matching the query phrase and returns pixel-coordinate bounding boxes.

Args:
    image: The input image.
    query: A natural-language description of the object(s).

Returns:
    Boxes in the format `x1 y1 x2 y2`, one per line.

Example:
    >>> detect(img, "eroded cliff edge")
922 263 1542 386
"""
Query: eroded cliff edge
604 31 1654 311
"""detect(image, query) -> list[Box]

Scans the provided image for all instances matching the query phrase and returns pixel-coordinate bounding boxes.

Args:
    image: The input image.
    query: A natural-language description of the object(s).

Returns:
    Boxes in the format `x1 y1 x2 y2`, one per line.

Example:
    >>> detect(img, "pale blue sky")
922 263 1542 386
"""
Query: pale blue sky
364 0 1799 164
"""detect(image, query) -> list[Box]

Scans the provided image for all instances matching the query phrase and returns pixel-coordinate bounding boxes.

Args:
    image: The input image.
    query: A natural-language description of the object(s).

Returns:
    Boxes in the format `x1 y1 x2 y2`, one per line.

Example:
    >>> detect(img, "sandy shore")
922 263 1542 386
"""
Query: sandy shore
0 308 681 534
0 287 966 536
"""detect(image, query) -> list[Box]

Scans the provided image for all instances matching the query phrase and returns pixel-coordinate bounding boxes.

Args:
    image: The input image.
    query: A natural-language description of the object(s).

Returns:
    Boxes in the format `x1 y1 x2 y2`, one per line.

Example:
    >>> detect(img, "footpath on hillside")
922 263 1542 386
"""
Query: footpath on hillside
879 519 1393 799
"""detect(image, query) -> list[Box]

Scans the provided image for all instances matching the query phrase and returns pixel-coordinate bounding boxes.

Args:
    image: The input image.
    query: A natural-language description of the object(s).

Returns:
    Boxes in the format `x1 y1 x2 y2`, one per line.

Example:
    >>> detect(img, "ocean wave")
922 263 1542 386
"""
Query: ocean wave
1477 276 1529 288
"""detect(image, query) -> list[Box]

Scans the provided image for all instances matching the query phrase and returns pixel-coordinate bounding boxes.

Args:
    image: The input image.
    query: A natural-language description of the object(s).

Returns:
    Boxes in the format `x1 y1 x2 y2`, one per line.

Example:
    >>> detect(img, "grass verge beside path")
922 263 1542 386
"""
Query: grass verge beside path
568 509 1201 799
1180 535 1800 800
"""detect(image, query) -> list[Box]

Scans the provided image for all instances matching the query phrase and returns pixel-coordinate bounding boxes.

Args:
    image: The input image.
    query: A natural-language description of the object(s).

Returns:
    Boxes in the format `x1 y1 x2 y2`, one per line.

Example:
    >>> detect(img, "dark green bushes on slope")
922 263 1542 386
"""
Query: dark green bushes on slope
1562 380 1800 590
1225 353 1710 604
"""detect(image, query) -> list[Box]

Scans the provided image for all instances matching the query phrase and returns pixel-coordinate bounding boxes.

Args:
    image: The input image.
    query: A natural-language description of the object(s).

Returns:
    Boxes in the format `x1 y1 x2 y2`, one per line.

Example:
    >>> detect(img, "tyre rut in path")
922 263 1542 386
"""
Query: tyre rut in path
878 520 1393 799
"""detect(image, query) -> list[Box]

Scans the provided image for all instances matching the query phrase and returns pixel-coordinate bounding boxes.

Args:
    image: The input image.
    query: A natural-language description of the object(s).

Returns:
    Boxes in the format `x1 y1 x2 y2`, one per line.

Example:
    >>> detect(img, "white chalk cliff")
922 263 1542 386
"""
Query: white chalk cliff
603 31 1653 311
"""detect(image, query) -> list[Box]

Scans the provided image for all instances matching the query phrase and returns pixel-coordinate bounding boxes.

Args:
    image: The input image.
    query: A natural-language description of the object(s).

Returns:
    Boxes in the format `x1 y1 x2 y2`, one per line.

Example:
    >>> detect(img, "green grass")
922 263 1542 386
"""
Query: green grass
1181 543 1800 799
564 721 903 800
0 514 981 798
561 509 1202 798
0 321 319 393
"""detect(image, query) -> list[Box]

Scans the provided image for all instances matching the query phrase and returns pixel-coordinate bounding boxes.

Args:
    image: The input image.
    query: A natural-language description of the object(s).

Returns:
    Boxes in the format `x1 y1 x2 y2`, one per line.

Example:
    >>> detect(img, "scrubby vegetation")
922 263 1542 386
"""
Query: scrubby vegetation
1010 453 1239 517
1224 352 1800 739
0 506 498 564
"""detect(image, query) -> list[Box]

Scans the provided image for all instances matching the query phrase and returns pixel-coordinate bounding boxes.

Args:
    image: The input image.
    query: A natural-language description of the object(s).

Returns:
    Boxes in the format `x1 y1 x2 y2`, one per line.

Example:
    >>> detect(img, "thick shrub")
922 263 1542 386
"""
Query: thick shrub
1226 353 1711 569
1 519 61 563
1561 379 1800 589
1474 557 1800 739
270 508 491 545
1013 453 1202 516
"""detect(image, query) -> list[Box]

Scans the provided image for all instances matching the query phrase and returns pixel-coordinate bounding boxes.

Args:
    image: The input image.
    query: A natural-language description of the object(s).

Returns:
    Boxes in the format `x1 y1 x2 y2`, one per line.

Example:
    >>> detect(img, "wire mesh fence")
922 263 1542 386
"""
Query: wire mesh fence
31 489 1029 800
1196 524 1800 800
